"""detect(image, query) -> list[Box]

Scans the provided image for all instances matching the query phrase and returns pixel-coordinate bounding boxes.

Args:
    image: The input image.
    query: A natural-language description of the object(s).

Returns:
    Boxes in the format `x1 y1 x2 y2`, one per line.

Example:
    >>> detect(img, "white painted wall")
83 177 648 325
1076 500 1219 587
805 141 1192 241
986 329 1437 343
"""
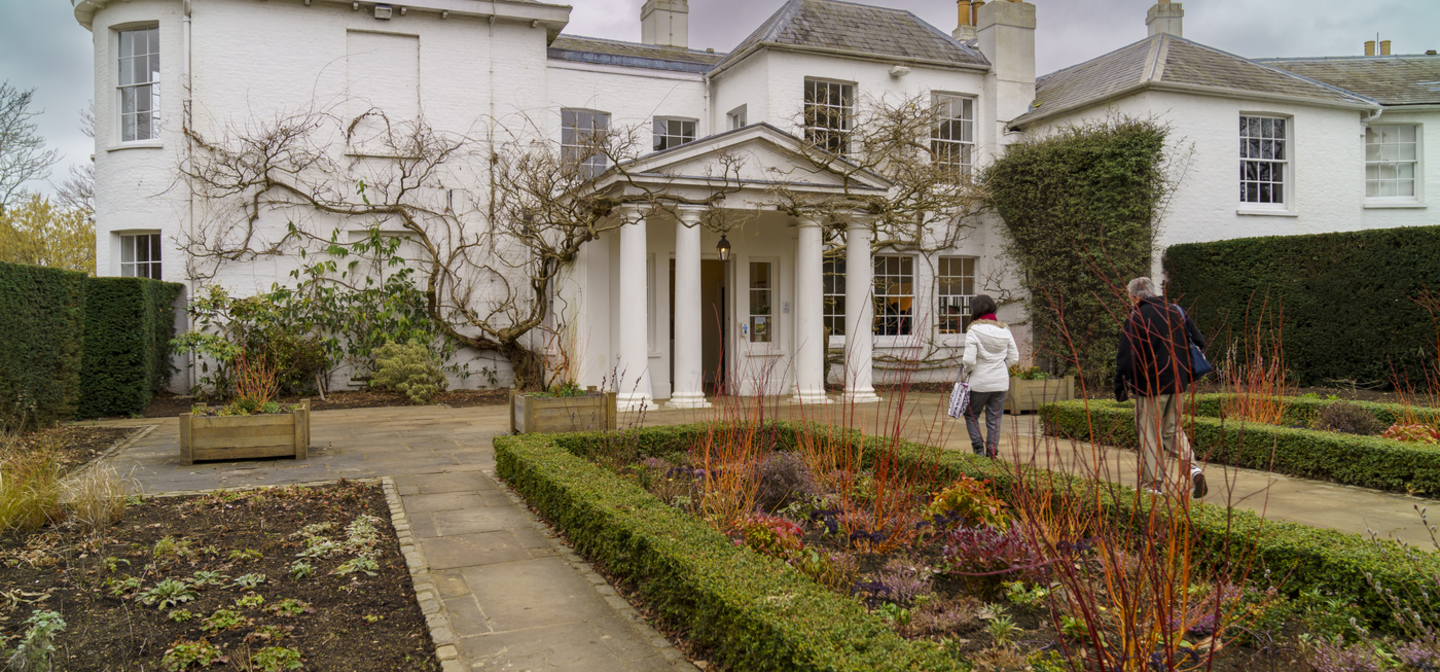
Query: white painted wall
1026 91 1439 282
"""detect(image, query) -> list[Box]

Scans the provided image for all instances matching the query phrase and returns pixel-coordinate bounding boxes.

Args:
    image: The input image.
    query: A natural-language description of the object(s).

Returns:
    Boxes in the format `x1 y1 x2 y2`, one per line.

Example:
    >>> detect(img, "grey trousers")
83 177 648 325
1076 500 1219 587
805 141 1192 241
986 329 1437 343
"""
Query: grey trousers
1134 393 1195 490
965 390 1007 456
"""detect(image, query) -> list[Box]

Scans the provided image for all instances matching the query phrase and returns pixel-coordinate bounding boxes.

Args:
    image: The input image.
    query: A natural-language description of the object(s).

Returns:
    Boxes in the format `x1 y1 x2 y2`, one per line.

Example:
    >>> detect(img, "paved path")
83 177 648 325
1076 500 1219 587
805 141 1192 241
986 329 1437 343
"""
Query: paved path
83 392 1440 671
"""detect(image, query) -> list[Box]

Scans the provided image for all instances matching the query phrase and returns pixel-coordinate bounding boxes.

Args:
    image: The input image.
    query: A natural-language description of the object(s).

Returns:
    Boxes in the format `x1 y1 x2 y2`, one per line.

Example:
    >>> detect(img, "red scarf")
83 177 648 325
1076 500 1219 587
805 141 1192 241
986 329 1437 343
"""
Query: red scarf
979 313 997 321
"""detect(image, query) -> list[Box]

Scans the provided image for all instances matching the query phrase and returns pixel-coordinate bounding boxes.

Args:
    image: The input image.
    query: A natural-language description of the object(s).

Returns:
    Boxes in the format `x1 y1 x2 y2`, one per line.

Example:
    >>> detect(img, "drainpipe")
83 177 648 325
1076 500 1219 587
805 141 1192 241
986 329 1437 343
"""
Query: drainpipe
183 0 196 393
1363 105 1383 125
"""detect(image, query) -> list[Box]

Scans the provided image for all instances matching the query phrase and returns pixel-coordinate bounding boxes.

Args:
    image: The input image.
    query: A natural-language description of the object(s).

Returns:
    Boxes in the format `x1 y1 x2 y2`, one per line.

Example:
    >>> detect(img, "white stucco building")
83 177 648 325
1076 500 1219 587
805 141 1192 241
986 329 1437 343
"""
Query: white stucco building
72 0 1440 406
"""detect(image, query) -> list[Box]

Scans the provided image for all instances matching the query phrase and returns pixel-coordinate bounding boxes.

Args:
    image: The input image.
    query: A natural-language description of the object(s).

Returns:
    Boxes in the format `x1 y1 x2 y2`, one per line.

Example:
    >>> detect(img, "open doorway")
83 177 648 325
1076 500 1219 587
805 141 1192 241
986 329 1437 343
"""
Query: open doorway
670 259 730 397
701 259 728 394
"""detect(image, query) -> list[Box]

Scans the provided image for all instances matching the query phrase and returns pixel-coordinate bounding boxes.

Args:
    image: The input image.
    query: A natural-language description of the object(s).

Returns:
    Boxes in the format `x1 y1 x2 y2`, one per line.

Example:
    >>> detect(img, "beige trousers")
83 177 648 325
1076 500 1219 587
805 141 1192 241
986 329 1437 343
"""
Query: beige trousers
1134 393 1194 490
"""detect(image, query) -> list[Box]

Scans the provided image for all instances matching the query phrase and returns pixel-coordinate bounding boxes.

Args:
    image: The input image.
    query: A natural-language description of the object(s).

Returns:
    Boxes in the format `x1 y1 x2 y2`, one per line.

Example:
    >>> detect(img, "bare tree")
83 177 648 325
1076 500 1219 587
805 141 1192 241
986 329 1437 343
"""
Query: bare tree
180 104 743 388
0 82 61 213
56 102 96 215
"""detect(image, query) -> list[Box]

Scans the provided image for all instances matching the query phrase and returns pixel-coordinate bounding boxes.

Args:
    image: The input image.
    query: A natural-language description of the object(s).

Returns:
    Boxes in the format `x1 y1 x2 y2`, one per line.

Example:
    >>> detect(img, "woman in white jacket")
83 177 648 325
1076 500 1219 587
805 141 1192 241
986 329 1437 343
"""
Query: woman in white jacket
961 295 1020 457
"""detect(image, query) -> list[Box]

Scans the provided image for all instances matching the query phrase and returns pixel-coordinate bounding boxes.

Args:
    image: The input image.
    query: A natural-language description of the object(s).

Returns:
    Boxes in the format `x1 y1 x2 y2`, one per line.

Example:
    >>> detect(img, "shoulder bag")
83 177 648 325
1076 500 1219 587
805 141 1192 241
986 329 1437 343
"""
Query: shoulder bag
1173 304 1214 377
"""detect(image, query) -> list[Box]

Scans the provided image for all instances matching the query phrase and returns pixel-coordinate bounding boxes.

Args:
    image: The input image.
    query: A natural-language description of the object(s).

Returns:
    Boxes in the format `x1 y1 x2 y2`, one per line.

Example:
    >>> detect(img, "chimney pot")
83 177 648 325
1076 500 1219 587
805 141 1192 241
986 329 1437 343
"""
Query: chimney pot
1365 40 1376 56
1380 40 1392 55
1427 50 1438 55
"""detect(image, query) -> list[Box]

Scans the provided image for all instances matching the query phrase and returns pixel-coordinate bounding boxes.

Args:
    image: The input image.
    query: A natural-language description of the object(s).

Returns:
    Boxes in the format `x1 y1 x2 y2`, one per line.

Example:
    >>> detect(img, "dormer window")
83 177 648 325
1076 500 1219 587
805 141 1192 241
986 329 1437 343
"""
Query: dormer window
804 79 854 155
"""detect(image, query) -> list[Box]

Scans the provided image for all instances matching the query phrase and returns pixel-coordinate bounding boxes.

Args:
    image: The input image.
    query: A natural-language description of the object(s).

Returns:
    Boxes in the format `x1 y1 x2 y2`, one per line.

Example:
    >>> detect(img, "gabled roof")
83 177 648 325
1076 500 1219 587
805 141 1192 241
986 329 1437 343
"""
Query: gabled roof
591 122 892 197
548 35 725 74
1257 55 1440 106
1014 34 1379 127
710 0 989 77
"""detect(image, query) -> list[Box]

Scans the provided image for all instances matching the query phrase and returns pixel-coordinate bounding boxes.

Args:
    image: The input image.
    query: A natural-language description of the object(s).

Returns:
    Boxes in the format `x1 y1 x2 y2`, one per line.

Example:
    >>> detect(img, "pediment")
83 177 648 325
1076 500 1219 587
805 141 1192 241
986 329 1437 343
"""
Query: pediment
594 123 892 195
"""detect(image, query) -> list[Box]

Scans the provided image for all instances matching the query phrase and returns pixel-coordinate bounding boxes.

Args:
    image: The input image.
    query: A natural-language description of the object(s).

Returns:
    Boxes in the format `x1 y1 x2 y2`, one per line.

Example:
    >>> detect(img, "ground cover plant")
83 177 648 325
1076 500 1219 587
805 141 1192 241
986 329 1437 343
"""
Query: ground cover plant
0 480 438 671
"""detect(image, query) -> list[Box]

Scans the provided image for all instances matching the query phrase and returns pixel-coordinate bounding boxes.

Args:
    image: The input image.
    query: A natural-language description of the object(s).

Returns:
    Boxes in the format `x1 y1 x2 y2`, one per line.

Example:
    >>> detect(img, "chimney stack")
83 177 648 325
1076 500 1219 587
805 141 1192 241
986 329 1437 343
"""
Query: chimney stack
641 0 689 49
1380 40 1392 55
977 1 1036 124
954 1 979 40
1146 1 1183 38
1365 40 1376 55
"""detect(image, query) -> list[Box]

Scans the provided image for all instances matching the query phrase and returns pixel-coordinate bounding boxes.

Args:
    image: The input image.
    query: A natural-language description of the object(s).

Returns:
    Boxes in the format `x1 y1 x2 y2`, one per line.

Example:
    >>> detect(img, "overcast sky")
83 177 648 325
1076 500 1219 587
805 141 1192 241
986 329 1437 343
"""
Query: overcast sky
5 0 1437 200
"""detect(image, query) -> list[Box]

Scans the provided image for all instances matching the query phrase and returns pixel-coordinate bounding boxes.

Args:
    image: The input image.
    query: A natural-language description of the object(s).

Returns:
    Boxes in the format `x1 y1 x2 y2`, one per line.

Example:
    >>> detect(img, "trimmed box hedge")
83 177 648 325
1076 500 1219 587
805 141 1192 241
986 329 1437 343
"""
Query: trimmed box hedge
498 422 1440 652
0 261 86 428
1040 397 1440 495
78 277 184 418
1165 225 1440 389
496 430 960 672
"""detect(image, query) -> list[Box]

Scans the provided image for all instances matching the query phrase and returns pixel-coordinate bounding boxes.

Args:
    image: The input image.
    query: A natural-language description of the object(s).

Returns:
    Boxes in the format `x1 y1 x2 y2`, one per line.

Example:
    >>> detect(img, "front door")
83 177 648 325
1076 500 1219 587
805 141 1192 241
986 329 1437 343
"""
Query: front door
700 259 728 394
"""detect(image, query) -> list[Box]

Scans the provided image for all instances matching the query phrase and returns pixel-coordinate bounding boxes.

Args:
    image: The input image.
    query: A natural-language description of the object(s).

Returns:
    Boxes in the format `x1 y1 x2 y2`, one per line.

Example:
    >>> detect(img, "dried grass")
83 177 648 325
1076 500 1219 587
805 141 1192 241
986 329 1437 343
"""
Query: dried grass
62 464 131 532
0 435 65 533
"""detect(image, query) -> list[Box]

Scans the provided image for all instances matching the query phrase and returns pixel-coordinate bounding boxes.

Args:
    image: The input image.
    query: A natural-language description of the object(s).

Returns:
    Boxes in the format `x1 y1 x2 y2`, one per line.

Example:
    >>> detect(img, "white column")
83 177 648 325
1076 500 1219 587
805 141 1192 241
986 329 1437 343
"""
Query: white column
843 217 881 403
668 206 711 409
791 216 830 404
616 207 657 411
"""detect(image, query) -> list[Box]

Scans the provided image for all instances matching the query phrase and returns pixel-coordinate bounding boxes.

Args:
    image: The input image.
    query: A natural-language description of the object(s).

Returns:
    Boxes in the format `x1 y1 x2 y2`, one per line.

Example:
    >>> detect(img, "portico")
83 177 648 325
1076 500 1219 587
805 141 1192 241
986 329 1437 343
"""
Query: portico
566 123 892 411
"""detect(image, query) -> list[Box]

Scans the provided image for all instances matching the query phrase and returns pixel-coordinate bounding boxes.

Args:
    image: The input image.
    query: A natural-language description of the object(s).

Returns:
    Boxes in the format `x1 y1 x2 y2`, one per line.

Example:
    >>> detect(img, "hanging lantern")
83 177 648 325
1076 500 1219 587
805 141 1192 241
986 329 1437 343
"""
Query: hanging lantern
716 234 732 262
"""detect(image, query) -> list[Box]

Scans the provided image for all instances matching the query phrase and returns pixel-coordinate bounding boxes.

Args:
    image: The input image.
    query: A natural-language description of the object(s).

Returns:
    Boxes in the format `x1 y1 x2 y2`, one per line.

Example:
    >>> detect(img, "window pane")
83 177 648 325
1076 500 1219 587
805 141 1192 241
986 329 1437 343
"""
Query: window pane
150 234 162 262
121 236 135 263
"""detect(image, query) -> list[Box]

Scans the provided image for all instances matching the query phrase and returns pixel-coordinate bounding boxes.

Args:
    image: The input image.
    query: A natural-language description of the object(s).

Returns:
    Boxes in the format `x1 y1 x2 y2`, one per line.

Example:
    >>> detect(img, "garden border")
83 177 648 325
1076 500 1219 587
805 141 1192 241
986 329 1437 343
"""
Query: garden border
498 422 1440 647
1040 397 1440 494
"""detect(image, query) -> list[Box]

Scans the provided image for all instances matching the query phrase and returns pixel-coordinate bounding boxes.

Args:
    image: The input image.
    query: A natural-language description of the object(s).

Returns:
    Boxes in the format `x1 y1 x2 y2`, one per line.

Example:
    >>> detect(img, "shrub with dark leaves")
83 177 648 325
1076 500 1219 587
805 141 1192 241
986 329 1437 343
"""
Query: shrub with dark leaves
755 452 818 512
936 525 1047 597
1313 401 1385 436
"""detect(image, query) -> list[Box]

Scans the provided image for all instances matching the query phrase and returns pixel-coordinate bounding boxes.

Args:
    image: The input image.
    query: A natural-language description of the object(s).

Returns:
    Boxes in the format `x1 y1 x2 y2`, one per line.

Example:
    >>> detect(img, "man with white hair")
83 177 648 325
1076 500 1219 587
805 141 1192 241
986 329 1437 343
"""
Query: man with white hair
1115 277 1208 498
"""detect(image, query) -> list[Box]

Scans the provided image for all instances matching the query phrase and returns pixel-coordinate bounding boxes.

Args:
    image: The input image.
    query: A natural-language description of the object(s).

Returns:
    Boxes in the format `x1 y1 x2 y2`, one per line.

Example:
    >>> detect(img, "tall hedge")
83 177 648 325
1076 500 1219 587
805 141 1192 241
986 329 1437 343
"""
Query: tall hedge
1165 226 1440 389
984 118 1167 383
78 277 184 418
0 261 86 430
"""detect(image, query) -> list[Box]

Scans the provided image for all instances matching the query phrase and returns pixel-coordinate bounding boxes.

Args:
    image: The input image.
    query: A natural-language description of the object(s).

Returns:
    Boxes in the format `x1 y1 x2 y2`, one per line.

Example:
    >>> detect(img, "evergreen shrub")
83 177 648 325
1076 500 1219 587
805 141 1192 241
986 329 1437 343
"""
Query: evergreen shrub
78 277 183 418
370 340 446 404
0 261 85 429
984 118 1168 383
1164 226 1440 389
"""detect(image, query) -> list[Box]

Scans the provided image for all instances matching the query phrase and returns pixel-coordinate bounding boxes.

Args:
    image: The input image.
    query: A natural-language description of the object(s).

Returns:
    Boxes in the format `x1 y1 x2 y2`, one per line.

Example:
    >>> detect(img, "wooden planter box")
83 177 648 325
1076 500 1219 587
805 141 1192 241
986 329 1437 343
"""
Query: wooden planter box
180 399 310 466
1006 376 1075 414
510 390 617 434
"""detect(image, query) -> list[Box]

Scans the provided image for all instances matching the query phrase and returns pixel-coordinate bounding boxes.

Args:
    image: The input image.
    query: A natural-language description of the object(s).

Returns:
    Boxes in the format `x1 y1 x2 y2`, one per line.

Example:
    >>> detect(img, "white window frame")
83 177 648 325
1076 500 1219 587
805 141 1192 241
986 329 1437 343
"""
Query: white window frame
822 256 846 346
119 232 162 279
117 25 161 143
804 78 855 156
1366 124 1421 202
872 255 914 337
727 105 748 130
653 117 696 152
936 256 977 337
1239 115 1289 208
561 108 610 179
932 94 976 177
747 260 776 345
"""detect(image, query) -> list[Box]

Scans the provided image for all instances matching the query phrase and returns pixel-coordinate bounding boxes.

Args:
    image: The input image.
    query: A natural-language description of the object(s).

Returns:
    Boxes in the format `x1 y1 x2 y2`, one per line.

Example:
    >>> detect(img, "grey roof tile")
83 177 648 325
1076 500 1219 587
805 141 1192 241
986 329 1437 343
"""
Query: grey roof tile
1016 34 1376 125
548 35 726 73
1257 55 1440 106
715 0 988 72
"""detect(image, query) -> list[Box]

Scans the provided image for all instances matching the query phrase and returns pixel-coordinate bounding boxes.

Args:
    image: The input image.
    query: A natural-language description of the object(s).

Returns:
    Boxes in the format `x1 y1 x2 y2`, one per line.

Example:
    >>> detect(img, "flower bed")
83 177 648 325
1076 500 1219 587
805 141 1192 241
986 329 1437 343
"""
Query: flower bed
0 480 437 671
1040 398 1440 495
497 423 1440 670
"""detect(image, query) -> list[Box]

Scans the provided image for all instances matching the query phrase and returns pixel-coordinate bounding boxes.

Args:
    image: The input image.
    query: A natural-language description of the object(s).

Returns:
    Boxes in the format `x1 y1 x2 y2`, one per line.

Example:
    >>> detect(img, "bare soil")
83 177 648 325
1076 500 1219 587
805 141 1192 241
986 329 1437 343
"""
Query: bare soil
1 425 135 474
142 387 510 418
0 481 439 672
